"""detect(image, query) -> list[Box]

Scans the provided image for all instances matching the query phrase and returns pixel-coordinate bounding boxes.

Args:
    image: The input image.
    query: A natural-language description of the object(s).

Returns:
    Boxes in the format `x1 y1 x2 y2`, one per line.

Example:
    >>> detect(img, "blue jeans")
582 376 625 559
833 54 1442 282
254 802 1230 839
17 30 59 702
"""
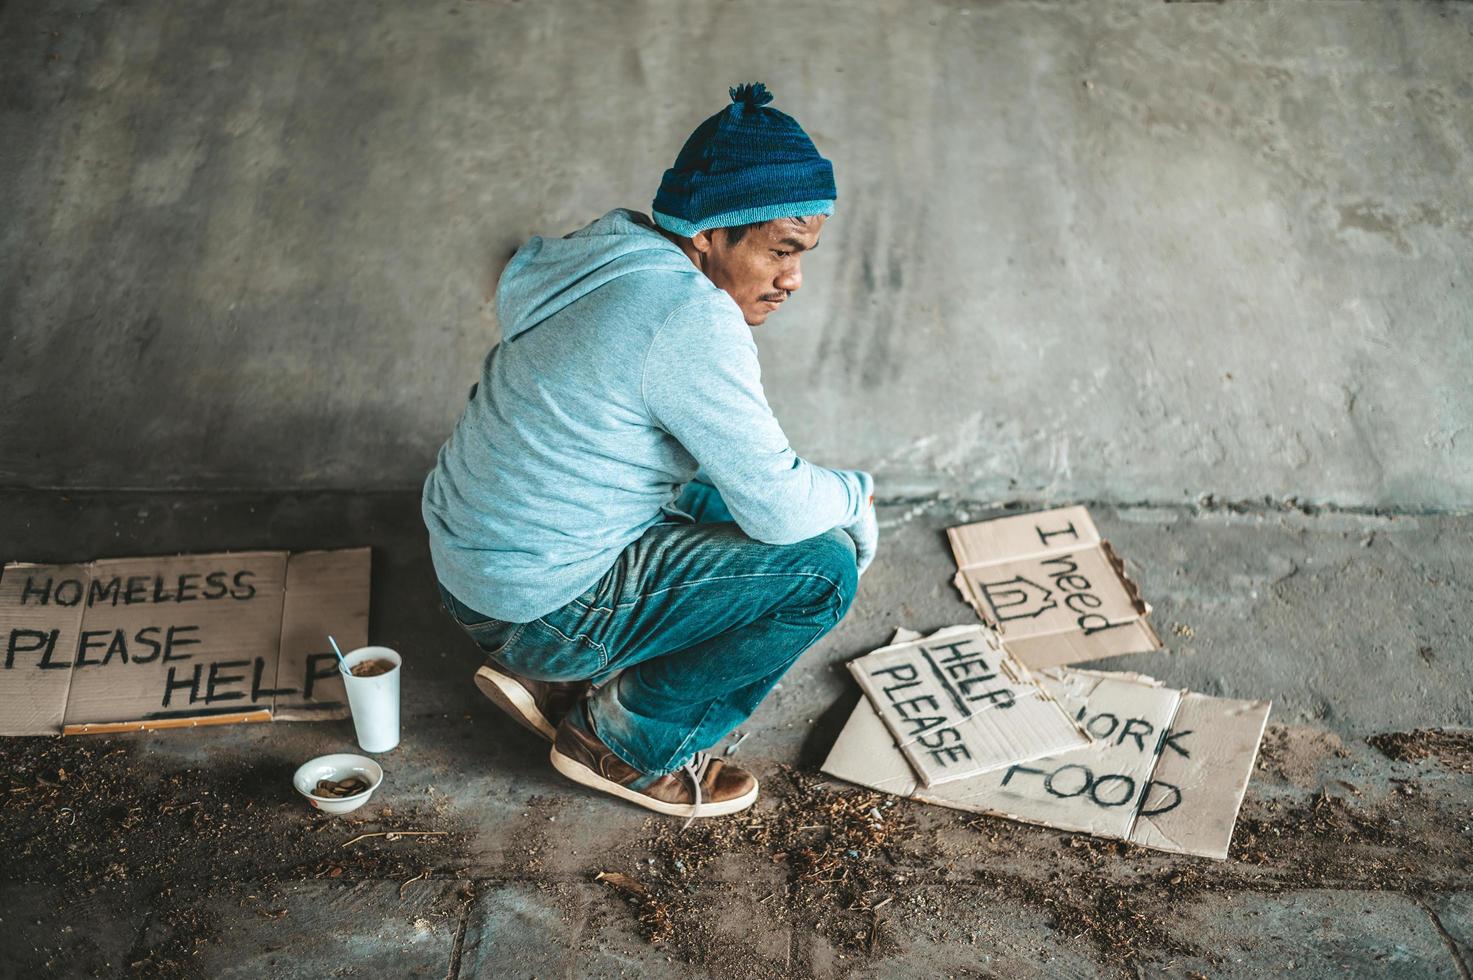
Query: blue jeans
437 481 859 775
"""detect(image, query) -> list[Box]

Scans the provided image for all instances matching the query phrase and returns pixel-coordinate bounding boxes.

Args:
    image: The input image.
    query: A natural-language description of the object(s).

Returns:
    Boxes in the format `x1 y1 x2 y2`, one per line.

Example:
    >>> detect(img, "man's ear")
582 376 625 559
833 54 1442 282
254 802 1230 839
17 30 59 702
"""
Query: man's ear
689 229 715 255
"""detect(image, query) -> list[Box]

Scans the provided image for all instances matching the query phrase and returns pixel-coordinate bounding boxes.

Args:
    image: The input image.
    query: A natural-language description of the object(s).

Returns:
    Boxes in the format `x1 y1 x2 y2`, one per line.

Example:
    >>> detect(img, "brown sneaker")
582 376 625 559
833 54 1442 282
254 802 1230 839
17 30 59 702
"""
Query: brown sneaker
473 663 588 741
549 705 758 822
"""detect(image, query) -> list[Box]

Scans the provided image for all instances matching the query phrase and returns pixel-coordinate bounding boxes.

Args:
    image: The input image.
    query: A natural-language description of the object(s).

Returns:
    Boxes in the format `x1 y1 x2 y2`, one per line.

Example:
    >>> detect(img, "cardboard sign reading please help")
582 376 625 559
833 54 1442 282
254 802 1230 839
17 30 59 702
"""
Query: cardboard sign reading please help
0 548 370 735
847 625 1089 787
949 506 1161 669
825 629 1271 860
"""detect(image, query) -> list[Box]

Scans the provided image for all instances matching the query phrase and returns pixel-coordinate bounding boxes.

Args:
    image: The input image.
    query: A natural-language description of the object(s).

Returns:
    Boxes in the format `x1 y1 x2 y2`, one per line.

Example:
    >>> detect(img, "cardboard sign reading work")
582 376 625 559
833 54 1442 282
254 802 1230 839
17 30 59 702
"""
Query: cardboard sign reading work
824 629 1270 860
0 548 370 735
949 506 1162 669
847 625 1089 787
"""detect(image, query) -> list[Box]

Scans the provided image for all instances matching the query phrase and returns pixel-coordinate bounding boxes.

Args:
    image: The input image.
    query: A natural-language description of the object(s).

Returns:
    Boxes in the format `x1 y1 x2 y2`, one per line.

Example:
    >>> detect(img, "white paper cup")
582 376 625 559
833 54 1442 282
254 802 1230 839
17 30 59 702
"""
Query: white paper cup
341 646 402 753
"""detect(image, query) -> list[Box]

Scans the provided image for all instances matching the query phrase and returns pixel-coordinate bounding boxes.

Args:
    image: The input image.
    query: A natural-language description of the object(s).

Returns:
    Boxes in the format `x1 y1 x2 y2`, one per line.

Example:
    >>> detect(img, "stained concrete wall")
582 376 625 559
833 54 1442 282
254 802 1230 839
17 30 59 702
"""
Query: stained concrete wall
2 0 1470 507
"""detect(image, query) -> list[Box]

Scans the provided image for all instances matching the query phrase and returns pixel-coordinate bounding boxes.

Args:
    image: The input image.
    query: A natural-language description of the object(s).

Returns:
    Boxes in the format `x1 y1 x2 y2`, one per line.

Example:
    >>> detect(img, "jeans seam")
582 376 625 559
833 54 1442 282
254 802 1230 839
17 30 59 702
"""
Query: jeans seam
763 574 844 625
590 684 677 777
610 570 842 610
463 617 530 658
532 617 610 672
569 596 616 615
783 599 841 622
647 603 834 773
654 697 724 775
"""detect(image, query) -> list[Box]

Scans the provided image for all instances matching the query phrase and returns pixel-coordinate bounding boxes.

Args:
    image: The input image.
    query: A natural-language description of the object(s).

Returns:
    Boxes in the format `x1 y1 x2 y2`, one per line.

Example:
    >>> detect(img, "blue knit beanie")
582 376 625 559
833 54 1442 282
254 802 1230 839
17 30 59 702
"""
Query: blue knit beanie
651 82 836 237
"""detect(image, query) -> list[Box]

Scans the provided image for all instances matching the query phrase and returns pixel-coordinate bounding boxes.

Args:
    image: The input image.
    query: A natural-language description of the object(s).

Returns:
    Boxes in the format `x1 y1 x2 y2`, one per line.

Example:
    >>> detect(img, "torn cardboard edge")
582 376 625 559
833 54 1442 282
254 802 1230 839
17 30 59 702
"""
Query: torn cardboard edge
948 505 1163 670
0 547 371 736
846 625 1090 787
824 627 1270 860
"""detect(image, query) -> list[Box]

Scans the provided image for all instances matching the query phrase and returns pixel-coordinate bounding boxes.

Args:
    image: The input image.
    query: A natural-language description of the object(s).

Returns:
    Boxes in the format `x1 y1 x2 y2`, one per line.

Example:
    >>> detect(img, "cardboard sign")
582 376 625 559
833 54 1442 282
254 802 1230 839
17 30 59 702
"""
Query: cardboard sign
824 629 1270 860
948 506 1162 669
847 625 1089 786
274 549 372 722
0 562 90 735
0 548 370 735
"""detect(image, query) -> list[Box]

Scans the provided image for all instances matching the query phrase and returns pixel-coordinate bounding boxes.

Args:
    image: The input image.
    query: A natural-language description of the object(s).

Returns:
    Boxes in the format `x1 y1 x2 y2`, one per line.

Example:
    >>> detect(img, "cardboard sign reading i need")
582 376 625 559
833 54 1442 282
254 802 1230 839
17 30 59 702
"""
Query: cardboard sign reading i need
0 548 370 735
948 506 1162 669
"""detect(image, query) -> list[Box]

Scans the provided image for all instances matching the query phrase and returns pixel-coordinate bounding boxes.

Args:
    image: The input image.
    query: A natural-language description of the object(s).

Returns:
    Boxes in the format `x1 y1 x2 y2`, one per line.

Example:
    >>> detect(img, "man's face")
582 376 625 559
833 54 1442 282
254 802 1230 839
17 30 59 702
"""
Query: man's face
694 215 826 326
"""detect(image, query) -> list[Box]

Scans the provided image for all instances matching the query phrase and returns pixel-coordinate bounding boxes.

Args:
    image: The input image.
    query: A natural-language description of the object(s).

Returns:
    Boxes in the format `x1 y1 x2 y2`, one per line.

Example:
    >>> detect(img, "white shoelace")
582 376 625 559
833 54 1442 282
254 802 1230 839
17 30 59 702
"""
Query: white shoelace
679 752 714 830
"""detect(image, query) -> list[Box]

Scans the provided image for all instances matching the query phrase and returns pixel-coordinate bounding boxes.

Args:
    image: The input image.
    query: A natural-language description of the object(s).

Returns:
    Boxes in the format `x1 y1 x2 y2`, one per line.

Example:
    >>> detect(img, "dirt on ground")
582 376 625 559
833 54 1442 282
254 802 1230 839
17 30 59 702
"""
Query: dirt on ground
576 747 1472 979
1254 723 1351 788
590 768 922 965
0 738 472 978
1367 728 1473 774
4 724 1470 980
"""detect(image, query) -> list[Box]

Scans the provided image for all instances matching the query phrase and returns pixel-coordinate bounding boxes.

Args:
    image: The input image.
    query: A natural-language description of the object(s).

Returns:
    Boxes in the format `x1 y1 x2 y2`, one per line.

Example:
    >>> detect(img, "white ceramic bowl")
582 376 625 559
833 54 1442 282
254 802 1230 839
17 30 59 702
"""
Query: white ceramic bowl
292 753 384 815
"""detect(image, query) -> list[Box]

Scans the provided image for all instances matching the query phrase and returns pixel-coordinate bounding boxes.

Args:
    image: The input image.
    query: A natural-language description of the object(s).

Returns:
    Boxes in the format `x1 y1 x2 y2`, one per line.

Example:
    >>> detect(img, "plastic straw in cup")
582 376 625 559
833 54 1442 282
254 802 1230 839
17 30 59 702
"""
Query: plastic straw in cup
328 635 351 674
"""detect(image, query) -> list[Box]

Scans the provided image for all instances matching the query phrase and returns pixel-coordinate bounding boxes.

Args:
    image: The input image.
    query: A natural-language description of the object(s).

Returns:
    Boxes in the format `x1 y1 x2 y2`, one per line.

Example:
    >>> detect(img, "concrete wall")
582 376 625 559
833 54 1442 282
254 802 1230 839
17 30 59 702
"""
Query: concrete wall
3 0 1470 508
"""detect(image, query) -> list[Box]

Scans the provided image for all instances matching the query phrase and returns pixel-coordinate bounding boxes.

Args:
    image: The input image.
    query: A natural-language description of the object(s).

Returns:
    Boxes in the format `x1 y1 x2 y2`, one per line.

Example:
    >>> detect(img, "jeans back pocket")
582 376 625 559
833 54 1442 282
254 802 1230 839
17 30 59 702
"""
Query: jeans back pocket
438 582 522 655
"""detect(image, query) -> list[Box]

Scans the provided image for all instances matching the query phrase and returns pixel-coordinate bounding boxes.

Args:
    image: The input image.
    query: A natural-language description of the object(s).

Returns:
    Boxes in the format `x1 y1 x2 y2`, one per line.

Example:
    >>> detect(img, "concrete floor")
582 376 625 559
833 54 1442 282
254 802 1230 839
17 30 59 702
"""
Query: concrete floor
3 0 1472 976
1 490 1469 978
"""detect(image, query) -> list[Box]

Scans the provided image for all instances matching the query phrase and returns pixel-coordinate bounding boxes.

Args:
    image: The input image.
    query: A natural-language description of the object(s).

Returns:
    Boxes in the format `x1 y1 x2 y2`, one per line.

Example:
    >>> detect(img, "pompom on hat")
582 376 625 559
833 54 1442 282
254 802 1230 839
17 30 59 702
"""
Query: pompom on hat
652 83 836 237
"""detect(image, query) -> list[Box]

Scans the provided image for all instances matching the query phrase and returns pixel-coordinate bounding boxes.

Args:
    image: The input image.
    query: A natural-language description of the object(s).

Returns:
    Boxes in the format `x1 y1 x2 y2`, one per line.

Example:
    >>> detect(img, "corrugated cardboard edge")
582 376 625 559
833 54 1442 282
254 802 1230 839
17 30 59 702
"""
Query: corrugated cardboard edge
951 568 999 631
944 525 970 570
64 710 273 735
1098 539 1162 648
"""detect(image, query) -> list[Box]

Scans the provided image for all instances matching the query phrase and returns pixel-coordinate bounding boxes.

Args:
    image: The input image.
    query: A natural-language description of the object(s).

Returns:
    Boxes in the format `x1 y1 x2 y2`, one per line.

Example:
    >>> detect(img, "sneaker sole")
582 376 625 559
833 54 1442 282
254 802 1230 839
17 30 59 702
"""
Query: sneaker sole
474 665 555 741
549 745 759 818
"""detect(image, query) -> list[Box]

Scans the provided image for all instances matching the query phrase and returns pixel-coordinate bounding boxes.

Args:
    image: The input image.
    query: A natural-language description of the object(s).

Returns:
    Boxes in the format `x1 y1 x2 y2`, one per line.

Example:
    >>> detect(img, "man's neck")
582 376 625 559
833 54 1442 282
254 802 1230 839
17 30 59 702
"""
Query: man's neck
656 226 703 272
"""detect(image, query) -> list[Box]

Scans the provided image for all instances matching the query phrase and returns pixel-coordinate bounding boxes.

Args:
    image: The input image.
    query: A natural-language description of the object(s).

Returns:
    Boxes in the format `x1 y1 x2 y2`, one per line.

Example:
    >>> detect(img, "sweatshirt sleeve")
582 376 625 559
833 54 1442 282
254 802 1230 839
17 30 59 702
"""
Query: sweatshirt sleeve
643 296 870 545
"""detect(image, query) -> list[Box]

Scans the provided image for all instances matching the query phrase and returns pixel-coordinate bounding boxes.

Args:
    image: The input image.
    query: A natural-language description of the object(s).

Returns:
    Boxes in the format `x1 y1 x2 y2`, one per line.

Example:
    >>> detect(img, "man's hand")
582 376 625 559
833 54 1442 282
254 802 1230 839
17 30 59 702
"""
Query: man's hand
844 492 879 576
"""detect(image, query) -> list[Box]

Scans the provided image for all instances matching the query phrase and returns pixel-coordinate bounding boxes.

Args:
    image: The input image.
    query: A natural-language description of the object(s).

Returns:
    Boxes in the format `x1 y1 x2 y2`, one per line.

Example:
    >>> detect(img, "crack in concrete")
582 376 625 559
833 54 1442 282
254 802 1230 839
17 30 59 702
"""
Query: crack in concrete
1415 897 1472 980
1270 560 1301 589
0 486 1468 518
870 492 1468 519
122 890 164 973
444 884 478 980
561 897 589 980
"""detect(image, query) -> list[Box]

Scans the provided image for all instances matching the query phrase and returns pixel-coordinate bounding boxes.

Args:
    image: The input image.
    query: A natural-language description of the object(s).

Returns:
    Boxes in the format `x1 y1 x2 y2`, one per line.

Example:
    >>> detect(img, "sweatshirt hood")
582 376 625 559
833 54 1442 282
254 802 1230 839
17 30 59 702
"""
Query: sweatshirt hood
496 209 701 341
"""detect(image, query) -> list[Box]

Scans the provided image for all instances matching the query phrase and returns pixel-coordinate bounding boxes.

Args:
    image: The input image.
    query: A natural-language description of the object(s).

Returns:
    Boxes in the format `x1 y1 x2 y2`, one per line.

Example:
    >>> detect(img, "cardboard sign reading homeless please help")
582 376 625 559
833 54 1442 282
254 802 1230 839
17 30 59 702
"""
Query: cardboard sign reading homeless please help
847 625 1089 787
949 506 1162 669
0 548 370 735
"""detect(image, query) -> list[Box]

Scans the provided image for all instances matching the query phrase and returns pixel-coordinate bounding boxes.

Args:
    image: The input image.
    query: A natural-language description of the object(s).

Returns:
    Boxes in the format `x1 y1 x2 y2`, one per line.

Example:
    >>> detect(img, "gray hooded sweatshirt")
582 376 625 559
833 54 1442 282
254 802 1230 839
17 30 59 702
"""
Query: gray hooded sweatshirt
422 209 871 623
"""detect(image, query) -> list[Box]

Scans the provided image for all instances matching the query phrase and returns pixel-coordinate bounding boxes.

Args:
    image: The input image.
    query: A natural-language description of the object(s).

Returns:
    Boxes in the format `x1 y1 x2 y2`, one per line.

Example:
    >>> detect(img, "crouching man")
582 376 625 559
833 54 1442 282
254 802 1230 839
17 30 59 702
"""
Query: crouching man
422 83 878 822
